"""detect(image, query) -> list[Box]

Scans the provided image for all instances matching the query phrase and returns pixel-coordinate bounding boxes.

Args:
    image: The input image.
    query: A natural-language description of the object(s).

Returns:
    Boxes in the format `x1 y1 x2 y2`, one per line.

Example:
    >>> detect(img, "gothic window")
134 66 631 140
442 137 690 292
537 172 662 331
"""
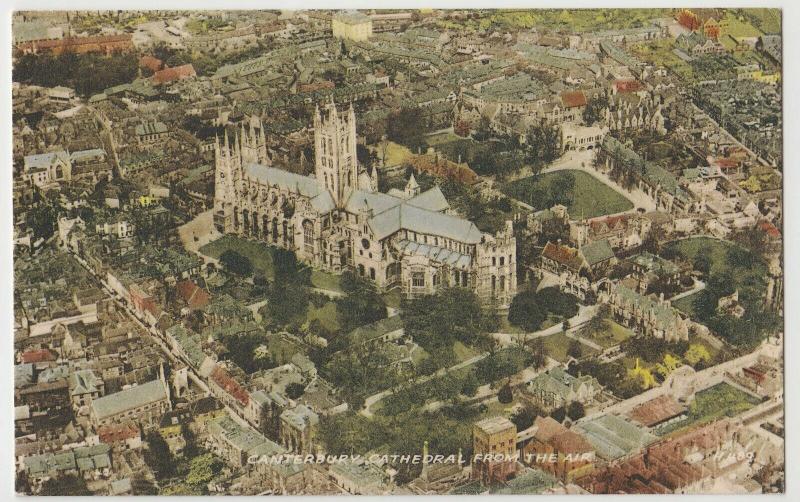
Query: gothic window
303 220 314 255
358 264 365 276
369 268 376 280
412 272 425 288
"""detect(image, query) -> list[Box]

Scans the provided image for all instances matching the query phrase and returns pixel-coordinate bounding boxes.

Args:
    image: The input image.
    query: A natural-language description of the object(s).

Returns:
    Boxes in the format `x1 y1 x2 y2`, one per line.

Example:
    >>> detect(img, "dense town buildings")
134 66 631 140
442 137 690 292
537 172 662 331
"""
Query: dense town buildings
11 7 783 496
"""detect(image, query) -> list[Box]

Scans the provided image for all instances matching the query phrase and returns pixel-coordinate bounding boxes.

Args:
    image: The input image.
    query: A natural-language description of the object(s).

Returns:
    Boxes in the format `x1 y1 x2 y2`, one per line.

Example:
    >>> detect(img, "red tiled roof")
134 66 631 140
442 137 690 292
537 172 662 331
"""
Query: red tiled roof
614 79 643 93
758 221 781 239
18 34 132 51
21 349 55 364
561 90 587 108
176 280 211 309
542 241 584 271
628 395 686 427
210 366 249 406
98 422 140 443
139 55 164 72
152 64 196 85
550 429 594 455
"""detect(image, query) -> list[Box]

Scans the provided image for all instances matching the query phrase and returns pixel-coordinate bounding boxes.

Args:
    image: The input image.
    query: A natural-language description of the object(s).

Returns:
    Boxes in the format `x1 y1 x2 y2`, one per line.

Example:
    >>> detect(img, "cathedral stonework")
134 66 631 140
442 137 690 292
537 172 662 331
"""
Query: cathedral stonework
213 101 516 306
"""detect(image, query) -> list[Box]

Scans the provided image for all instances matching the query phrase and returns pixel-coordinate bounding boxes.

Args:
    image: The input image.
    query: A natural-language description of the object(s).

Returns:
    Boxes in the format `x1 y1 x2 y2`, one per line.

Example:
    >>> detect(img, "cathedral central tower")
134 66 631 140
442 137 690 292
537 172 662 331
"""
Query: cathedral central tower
314 99 358 207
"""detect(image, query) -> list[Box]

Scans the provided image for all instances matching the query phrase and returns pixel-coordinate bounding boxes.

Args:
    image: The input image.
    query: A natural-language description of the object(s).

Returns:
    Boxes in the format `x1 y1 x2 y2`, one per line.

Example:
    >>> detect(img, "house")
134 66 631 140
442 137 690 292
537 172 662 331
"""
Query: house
329 461 388 495
69 368 105 408
23 150 72 188
152 63 197 85
135 121 169 146
561 123 606 152
523 367 602 410
522 416 595 483
602 284 689 342
332 10 373 41
471 416 517 484
98 422 142 452
47 86 75 104
279 404 319 454
23 444 113 483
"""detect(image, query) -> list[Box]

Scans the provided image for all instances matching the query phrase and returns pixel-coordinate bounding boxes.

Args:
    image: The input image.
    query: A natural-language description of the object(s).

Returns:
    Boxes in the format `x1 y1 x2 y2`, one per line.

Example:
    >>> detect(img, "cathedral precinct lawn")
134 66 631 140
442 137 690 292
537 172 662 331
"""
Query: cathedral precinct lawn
198 235 342 292
541 332 600 363
502 170 633 218
590 320 634 350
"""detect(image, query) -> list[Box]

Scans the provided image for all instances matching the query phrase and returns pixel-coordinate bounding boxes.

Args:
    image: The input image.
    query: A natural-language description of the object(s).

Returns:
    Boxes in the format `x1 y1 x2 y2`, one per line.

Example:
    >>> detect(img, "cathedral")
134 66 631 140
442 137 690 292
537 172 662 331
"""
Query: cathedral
213 100 516 306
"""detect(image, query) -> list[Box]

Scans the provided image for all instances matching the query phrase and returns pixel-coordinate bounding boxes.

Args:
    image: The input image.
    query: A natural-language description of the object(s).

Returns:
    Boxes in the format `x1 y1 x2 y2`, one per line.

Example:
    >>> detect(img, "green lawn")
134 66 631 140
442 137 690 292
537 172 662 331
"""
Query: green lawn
199 235 343 292
307 301 340 332
376 141 414 166
425 131 462 146
310 269 342 293
200 235 275 277
671 292 700 318
453 341 480 362
541 332 599 363
656 382 761 437
502 170 633 218
589 321 634 349
264 333 304 365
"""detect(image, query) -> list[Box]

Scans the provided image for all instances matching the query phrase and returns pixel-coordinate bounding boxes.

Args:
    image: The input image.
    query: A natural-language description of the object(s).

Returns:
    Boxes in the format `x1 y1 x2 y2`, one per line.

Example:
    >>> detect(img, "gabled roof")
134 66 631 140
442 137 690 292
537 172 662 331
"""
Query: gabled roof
152 64 196 85
541 241 585 272
581 239 615 267
406 186 450 212
561 90 587 108
91 379 167 420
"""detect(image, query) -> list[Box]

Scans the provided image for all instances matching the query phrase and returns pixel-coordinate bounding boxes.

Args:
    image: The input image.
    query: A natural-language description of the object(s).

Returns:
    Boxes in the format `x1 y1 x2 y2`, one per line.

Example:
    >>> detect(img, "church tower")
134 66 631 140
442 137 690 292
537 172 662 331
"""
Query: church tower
240 115 269 166
314 99 358 207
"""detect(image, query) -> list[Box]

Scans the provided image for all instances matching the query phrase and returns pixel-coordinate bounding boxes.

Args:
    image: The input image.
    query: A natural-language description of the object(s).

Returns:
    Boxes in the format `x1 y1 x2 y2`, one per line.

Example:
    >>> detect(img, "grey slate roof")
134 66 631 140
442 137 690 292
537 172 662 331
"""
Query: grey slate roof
245 163 335 213
581 239 615 267
91 379 167 420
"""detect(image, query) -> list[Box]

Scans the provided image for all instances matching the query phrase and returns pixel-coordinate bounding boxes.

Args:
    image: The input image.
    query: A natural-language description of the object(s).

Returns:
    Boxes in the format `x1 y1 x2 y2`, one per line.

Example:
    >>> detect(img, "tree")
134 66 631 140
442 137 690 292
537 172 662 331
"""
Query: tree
567 339 583 359
461 371 480 397
693 254 712 276
186 453 223 489
550 406 567 423
219 250 253 277
401 287 496 360
337 271 387 332
38 474 91 496
684 343 712 367
566 401 585 421
498 381 513 403
583 95 609 125
286 382 305 399
510 403 543 430
387 107 426 152
143 431 175 480
508 291 547 331
527 337 549 369
580 305 611 339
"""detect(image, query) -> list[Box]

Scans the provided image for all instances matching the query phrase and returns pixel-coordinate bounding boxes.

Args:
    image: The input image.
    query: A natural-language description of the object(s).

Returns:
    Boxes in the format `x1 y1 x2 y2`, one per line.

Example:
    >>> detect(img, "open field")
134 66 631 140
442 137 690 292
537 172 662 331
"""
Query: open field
502 170 633 218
